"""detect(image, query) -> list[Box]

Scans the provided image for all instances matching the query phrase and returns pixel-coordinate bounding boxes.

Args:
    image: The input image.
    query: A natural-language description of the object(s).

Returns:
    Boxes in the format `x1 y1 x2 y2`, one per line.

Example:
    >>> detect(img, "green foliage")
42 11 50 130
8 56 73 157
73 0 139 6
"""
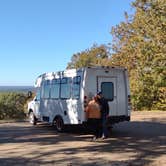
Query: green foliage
66 0 165 111
111 0 166 110
0 92 30 120
153 87 166 110
67 44 111 69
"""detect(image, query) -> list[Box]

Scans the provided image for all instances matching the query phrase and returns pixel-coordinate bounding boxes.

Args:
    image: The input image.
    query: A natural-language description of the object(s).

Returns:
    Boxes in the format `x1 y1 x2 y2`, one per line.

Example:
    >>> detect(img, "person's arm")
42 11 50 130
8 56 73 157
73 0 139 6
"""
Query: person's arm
85 104 90 119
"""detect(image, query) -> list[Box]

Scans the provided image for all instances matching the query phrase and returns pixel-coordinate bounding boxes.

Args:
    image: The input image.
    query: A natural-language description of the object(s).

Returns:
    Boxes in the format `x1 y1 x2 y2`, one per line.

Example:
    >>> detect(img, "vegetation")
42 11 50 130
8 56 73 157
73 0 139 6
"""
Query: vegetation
111 0 166 110
67 44 111 69
67 0 166 111
0 92 31 120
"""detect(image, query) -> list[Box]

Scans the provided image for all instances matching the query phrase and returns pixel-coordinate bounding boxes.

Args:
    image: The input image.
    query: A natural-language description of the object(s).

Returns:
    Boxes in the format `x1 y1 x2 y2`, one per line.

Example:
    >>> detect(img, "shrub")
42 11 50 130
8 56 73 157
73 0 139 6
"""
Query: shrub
0 92 30 120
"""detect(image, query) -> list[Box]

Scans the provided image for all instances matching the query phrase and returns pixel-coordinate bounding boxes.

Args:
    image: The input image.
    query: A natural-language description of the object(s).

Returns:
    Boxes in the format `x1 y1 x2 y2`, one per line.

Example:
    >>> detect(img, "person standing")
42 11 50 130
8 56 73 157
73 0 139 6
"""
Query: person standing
97 91 109 139
85 96 101 140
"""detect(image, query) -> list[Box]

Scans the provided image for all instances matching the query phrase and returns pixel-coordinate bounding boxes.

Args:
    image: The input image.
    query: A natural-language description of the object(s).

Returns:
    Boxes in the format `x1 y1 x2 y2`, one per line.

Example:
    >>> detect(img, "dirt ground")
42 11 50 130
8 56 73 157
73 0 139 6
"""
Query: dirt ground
0 111 165 166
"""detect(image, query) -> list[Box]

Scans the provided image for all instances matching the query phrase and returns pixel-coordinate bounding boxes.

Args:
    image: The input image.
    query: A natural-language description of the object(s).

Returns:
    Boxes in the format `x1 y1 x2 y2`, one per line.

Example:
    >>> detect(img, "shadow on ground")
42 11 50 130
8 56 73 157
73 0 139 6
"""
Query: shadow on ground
0 120 165 166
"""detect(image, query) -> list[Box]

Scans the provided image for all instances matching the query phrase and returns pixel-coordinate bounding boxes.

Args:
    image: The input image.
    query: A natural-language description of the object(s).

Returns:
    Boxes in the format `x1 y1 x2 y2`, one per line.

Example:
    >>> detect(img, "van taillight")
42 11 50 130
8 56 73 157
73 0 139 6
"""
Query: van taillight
128 95 131 105
84 96 88 109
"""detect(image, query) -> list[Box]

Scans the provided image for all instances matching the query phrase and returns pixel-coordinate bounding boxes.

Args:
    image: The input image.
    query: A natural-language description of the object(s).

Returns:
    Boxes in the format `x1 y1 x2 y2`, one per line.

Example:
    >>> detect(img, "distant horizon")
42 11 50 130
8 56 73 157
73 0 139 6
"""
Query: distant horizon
0 85 35 92
0 85 34 87
0 85 33 87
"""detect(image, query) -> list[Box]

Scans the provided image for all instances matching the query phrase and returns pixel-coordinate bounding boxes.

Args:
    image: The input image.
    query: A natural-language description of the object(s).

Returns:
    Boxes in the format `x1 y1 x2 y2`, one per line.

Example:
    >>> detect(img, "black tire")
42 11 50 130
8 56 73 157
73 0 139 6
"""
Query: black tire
29 112 37 125
53 117 64 132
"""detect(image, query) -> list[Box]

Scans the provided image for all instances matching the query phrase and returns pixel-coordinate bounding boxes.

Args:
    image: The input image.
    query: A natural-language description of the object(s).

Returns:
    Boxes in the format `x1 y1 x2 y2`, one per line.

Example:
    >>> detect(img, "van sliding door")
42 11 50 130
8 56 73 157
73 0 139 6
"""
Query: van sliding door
97 76 117 116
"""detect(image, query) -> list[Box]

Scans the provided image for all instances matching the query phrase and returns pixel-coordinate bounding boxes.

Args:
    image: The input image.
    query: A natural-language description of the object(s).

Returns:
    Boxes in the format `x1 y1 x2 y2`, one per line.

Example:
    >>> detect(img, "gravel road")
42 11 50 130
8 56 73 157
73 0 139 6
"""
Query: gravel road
0 111 165 166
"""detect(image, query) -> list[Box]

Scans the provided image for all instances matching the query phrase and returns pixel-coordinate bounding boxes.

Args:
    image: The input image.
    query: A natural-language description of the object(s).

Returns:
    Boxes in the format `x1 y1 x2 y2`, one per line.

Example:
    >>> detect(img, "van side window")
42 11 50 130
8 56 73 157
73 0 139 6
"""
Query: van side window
60 77 72 99
36 88 41 101
72 76 81 99
101 82 114 101
41 80 50 99
50 79 60 99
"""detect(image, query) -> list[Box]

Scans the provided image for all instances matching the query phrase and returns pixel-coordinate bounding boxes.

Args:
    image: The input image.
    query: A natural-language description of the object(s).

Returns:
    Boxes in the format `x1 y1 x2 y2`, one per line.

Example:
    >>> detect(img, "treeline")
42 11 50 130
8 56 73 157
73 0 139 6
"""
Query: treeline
0 92 31 120
67 0 166 111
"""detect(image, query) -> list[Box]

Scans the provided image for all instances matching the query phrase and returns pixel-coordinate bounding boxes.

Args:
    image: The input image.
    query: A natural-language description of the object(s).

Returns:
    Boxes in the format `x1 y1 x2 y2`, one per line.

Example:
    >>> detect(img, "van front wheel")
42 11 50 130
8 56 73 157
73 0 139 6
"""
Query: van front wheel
29 112 37 125
53 117 64 132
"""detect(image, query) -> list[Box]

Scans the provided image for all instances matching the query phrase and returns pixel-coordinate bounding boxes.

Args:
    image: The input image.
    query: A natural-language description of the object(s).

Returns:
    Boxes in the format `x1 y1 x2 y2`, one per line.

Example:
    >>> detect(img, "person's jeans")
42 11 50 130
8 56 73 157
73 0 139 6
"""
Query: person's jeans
102 113 108 137
87 118 101 138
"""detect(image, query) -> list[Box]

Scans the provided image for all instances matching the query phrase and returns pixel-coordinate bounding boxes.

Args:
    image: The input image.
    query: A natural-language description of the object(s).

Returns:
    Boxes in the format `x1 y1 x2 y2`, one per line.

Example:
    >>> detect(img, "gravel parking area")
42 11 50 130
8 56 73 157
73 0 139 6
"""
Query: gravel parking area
0 111 165 166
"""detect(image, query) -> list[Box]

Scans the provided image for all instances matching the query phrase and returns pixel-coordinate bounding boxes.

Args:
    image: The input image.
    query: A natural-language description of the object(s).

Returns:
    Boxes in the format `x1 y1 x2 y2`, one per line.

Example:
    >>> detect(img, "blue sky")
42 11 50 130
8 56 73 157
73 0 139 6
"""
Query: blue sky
0 0 133 86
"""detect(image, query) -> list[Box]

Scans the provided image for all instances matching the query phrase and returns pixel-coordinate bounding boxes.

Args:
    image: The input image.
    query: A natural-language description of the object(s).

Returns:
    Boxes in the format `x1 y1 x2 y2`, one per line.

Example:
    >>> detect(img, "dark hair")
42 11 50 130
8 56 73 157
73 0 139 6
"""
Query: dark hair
97 91 102 95
94 95 100 103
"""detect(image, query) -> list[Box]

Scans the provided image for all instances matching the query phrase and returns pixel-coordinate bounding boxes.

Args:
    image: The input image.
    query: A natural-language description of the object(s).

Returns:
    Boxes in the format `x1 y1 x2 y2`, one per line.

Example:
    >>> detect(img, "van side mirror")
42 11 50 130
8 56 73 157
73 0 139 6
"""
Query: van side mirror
34 97 37 101
28 91 32 98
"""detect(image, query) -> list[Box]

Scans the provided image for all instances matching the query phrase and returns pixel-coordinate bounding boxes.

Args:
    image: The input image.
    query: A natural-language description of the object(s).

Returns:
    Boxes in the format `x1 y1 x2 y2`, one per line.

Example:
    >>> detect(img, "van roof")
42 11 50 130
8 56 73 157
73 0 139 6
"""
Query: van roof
34 66 127 87
40 66 126 76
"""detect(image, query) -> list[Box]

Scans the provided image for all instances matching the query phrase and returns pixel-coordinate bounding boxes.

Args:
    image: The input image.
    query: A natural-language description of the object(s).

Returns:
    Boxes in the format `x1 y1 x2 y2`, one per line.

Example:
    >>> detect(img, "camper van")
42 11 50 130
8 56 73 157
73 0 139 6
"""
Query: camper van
28 67 131 131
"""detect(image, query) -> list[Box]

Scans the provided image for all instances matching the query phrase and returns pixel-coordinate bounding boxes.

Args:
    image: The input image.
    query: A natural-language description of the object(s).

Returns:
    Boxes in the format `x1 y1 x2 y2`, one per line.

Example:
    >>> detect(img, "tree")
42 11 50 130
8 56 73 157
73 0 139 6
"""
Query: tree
67 44 111 69
0 92 28 120
111 0 166 110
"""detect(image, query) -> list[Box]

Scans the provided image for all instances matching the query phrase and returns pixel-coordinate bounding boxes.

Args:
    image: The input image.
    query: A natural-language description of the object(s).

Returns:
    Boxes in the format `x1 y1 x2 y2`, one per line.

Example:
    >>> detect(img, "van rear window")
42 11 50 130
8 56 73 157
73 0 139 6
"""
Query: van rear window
101 82 114 101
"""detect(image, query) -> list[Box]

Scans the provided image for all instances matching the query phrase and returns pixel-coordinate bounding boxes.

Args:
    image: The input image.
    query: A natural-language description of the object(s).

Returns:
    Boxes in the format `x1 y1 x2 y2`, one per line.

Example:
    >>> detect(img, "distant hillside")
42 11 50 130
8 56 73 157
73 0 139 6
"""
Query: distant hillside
0 86 35 93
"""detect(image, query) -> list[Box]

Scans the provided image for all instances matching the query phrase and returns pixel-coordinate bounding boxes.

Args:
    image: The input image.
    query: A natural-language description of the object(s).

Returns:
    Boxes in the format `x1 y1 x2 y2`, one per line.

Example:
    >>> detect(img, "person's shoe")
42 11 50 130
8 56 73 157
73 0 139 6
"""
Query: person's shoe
92 136 97 141
101 136 108 139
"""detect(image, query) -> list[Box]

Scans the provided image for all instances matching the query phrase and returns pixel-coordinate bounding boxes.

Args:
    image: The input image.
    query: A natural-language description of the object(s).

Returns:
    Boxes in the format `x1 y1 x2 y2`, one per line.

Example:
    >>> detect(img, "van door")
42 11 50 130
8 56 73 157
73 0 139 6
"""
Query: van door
59 77 72 124
60 76 81 124
70 76 82 124
97 76 117 116
33 88 41 119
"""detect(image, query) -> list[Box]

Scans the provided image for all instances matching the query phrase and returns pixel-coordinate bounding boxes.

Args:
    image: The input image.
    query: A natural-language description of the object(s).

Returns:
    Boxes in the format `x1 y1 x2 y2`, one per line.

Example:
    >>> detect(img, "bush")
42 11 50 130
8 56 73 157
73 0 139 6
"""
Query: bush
0 92 30 120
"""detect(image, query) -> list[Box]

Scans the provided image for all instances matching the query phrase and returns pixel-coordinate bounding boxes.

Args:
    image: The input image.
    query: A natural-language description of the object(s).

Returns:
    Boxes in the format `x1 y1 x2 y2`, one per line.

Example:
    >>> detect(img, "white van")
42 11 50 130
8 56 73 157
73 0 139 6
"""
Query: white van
28 66 131 131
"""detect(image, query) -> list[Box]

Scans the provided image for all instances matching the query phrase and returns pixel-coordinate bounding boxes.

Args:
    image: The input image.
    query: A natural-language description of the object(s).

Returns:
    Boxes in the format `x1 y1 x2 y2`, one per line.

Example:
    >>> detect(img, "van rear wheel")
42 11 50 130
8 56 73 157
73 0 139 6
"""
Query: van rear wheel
29 112 37 125
53 117 64 132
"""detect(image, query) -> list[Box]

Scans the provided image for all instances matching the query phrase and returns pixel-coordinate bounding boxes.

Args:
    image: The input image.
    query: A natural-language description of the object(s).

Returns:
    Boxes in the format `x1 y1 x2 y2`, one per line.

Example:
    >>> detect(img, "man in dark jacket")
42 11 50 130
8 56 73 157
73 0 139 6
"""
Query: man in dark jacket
97 91 109 139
